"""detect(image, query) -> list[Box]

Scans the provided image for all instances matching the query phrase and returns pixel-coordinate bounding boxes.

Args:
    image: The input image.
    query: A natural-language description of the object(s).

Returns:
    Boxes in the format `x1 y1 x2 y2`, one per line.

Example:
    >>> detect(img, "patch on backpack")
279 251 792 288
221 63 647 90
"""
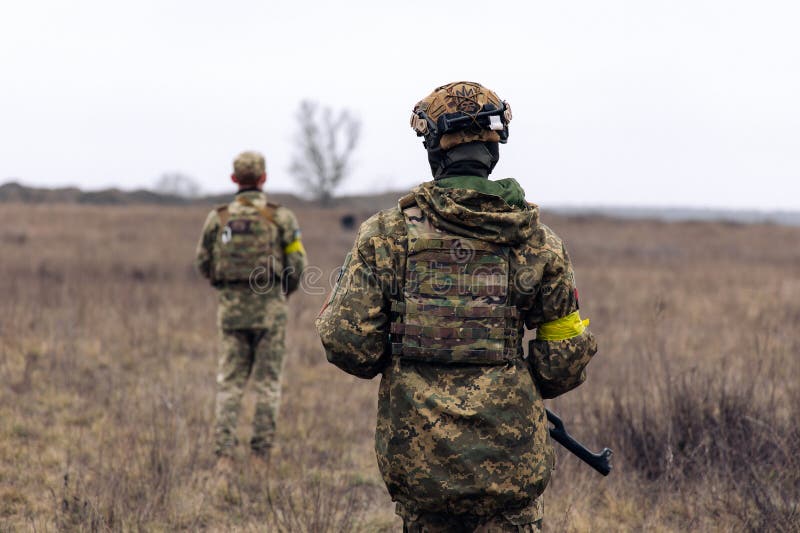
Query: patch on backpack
221 226 232 244
228 219 254 234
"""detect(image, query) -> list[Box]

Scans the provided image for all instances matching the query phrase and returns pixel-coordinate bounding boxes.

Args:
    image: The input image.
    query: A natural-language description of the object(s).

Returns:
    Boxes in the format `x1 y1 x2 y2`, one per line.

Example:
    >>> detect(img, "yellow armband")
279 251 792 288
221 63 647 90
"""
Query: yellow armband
536 310 590 341
284 239 306 255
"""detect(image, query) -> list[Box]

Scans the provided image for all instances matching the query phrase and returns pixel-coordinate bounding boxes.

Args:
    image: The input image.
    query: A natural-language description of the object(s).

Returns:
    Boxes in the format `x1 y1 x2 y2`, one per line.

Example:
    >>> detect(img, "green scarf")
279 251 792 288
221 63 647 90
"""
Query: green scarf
435 176 527 209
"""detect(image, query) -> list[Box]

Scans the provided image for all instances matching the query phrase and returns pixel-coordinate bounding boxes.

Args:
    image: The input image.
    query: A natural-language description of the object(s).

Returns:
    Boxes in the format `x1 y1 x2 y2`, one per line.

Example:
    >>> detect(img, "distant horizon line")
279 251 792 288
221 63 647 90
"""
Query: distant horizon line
2 179 798 215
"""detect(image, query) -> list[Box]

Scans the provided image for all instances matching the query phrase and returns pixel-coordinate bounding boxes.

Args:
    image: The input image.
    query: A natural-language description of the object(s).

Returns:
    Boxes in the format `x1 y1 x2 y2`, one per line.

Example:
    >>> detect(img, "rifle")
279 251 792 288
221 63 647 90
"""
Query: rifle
546 409 613 476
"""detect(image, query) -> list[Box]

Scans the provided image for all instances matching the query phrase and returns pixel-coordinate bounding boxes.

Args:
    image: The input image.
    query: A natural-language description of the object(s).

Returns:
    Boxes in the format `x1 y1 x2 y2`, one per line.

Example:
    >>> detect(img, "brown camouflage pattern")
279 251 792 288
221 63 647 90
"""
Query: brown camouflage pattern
400 497 543 532
212 198 282 284
195 190 306 456
195 190 307 330
233 150 266 181
214 322 287 456
316 179 597 518
528 330 596 400
411 81 510 151
376 356 553 515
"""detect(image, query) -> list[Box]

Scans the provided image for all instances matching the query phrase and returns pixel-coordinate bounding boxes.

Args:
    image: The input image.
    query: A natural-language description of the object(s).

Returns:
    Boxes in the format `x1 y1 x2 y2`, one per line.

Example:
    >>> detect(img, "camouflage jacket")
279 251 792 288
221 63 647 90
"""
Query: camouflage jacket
316 178 597 517
195 190 307 330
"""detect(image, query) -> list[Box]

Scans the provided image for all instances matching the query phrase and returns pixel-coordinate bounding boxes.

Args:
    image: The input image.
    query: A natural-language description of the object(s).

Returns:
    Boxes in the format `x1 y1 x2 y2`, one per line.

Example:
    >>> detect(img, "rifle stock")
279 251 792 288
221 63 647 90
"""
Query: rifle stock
546 409 613 476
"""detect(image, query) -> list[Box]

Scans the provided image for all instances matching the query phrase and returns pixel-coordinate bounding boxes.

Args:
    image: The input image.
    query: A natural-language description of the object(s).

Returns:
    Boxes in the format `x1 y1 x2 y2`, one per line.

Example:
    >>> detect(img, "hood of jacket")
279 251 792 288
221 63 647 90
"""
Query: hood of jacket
411 176 539 246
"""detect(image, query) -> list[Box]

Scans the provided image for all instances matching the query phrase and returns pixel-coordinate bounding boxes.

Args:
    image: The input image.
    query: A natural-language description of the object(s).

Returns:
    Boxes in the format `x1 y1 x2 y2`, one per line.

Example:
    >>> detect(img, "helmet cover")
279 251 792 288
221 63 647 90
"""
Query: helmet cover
233 151 266 183
410 81 512 151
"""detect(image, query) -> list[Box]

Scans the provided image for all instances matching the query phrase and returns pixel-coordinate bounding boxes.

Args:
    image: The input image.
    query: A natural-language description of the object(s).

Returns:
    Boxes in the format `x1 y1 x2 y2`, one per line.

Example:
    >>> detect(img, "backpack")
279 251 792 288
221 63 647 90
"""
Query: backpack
212 196 282 284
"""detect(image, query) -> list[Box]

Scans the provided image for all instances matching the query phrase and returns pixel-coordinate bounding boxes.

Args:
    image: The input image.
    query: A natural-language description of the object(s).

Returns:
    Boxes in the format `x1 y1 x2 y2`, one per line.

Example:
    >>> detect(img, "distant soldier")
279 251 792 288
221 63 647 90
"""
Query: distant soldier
195 151 306 471
316 82 598 531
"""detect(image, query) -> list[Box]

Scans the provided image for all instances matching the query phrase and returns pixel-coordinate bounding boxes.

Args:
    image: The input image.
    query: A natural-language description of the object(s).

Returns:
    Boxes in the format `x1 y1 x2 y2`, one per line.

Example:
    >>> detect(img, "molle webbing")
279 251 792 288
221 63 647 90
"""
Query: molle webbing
391 301 519 319
390 322 515 340
392 206 520 365
407 237 500 253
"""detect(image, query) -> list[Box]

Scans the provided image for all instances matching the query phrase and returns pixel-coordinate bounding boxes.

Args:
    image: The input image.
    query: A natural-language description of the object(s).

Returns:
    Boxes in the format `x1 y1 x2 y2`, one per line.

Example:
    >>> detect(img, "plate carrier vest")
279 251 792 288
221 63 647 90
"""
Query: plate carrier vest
391 206 521 365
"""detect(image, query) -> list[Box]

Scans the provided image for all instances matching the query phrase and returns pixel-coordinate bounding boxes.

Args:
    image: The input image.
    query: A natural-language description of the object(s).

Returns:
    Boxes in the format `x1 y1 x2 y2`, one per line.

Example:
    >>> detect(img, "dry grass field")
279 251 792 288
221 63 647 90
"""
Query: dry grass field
1 200 798 532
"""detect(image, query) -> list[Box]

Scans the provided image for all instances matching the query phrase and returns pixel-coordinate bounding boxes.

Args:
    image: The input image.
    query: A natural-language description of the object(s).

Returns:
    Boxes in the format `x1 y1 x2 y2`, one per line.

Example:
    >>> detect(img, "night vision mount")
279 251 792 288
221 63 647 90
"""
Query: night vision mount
412 101 512 149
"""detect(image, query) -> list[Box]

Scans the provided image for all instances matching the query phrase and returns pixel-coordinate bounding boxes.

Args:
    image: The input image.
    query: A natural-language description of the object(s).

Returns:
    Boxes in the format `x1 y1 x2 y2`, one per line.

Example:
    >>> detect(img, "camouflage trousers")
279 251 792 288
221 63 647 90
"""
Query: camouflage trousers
214 324 286 457
399 500 543 533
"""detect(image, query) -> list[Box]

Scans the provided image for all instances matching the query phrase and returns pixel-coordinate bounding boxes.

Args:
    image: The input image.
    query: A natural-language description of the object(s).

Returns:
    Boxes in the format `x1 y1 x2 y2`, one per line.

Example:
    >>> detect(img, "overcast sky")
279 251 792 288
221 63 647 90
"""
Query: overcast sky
1 1 799 209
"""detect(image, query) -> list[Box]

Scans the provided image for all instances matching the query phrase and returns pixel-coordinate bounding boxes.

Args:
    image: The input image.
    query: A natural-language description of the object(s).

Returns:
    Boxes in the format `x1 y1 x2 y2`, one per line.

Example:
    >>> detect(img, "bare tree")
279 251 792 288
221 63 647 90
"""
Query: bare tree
290 100 361 206
154 172 201 198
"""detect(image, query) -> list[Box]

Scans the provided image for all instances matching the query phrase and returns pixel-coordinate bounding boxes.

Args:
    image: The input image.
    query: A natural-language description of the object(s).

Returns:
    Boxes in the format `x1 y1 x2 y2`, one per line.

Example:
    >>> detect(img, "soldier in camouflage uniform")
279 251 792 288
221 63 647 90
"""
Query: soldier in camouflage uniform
316 82 598 532
196 151 307 468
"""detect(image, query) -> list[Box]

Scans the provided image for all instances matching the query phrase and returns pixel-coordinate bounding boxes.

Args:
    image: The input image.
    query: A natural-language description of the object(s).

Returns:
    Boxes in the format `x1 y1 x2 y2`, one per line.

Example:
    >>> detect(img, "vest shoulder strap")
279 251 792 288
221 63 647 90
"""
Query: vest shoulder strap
236 196 276 225
398 192 416 210
215 205 229 228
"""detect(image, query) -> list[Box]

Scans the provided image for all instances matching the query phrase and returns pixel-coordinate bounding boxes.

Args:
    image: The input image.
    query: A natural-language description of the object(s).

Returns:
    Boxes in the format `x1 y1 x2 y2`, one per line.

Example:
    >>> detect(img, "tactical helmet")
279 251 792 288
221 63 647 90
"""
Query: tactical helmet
233 151 266 184
410 81 512 151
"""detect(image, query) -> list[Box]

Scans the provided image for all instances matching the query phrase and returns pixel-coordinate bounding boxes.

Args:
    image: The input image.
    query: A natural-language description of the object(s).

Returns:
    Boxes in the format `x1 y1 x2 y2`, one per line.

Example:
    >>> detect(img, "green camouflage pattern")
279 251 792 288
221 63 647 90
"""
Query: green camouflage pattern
195 189 305 456
436 175 528 209
528 330 597 400
214 321 287 456
400 497 543 532
316 178 597 517
412 180 537 245
377 356 553 515
195 190 307 329
233 150 266 181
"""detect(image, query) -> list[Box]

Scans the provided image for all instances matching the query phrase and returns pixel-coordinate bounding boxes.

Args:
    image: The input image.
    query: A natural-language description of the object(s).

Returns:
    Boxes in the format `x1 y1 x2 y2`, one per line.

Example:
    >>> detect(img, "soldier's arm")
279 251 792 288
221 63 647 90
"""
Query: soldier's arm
525 238 597 399
194 210 220 284
276 207 307 295
315 215 394 379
